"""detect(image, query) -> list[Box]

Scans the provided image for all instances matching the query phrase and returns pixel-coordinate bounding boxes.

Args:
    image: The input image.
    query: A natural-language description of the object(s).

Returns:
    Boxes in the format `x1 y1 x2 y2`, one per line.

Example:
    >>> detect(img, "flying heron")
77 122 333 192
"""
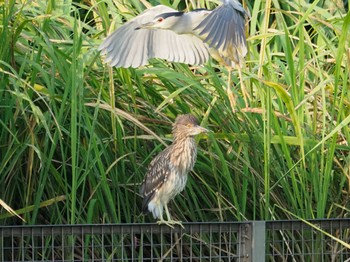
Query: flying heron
98 1 250 108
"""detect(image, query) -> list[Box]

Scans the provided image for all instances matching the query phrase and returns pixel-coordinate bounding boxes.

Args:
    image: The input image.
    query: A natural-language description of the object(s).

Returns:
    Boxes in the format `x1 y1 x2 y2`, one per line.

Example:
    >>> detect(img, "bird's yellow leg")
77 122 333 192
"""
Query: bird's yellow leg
156 206 176 228
227 67 236 113
237 66 250 108
156 206 173 227
165 205 184 229
164 204 172 221
227 67 250 110
156 205 184 228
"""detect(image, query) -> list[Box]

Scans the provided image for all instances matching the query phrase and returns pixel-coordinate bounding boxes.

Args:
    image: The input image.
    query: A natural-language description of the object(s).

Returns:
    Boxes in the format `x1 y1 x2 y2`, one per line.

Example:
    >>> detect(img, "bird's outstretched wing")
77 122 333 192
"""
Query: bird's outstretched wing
195 0 248 66
99 5 210 68
140 146 173 212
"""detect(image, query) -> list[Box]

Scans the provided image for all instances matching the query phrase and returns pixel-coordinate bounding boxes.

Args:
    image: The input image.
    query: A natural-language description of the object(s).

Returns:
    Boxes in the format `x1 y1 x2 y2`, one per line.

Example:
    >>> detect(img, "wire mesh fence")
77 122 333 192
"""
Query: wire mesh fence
0 223 250 261
266 219 350 261
0 219 349 261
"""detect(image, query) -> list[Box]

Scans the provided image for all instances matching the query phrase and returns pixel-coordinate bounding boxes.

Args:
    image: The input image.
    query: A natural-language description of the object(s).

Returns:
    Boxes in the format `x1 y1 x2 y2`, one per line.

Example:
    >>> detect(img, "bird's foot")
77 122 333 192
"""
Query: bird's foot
168 219 184 229
156 220 173 228
157 219 184 229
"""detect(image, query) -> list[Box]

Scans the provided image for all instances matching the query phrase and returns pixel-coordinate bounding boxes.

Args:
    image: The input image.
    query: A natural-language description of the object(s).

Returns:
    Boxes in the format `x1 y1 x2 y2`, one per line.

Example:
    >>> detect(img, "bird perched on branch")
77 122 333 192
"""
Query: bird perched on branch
140 114 208 227
98 1 249 108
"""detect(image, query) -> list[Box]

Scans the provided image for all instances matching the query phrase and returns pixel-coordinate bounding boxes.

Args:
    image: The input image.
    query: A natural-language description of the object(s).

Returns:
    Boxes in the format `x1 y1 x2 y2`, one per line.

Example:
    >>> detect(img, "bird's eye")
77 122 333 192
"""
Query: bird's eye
157 17 164 22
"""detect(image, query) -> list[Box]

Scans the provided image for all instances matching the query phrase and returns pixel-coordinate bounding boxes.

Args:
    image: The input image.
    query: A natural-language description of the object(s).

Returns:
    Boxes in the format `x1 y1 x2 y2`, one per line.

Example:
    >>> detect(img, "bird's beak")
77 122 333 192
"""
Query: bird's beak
135 21 155 30
197 126 209 134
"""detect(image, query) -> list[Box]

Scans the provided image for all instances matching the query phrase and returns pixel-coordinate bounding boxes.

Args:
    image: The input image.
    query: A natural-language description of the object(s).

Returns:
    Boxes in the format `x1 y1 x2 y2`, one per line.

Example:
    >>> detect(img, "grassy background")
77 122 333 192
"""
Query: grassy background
0 0 349 230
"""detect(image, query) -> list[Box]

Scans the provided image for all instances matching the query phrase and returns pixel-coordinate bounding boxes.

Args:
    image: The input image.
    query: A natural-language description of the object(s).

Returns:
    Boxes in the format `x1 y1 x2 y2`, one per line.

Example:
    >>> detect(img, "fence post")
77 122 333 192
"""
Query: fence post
252 221 266 262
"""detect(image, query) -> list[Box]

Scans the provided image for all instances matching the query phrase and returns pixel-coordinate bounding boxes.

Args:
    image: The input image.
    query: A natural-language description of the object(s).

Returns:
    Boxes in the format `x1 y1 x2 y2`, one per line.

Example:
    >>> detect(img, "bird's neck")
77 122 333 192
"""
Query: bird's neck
170 136 197 175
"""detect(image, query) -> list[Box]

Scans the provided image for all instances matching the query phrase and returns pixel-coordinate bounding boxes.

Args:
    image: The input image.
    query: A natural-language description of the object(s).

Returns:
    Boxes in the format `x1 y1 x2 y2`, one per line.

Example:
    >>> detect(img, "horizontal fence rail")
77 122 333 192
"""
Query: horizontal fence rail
0 219 349 261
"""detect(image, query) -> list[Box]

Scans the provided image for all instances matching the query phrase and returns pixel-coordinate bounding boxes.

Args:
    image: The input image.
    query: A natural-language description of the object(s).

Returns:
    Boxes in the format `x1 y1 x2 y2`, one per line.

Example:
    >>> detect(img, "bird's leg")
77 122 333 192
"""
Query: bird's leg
164 204 184 229
164 204 172 221
227 66 250 111
237 66 250 108
226 67 236 113
155 205 180 229
156 205 174 228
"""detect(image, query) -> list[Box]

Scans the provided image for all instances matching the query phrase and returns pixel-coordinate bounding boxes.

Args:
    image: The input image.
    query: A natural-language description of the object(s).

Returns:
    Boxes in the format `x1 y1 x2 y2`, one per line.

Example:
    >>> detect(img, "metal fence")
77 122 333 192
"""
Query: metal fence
1 219 349 261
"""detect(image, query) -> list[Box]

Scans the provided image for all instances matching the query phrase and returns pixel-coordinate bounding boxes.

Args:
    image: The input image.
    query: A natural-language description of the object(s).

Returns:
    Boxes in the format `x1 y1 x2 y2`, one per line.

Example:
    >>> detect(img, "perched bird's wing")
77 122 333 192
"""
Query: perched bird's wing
140 147 173 212
98 5 210 68
195 0 248 67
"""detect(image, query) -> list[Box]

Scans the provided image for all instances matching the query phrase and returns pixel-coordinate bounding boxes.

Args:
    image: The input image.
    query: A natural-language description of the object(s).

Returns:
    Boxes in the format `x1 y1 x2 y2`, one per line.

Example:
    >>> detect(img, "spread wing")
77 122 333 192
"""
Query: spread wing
140 146 173 212
98 5 210 68
195 0 248 66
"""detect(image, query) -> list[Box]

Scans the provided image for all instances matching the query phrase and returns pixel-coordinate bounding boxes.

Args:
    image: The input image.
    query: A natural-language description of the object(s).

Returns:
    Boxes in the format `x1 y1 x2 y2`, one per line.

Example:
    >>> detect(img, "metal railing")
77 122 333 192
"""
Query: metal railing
1 219 349 261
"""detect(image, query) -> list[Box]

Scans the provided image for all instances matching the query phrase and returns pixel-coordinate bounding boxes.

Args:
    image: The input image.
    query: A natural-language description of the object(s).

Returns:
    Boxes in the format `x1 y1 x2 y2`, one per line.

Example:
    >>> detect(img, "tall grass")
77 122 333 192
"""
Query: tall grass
0 0 349 232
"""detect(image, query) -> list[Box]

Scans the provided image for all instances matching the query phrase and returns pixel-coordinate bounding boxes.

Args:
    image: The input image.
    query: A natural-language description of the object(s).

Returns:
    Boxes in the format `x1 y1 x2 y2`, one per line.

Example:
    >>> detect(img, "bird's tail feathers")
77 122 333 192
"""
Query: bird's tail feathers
141 192 155 214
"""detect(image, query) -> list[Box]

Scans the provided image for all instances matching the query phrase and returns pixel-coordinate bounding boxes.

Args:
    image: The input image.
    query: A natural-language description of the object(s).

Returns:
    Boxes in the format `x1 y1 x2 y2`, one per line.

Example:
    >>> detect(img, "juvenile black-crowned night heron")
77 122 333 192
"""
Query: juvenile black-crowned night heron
140 114 208 227
98 0 249 108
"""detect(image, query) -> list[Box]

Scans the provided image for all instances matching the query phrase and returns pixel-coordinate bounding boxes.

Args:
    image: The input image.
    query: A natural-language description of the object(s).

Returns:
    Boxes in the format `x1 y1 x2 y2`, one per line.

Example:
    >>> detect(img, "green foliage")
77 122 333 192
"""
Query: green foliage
0 0 349 231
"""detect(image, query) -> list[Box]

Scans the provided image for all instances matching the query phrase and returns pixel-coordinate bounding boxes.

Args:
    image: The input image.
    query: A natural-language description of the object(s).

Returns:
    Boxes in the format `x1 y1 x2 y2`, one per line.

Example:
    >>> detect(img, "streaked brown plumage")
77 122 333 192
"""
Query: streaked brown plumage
140 114 208 227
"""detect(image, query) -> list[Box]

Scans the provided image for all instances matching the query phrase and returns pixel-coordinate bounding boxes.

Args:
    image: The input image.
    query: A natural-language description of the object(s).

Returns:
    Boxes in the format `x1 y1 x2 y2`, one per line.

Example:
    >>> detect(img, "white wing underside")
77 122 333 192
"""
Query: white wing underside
98 5 210 68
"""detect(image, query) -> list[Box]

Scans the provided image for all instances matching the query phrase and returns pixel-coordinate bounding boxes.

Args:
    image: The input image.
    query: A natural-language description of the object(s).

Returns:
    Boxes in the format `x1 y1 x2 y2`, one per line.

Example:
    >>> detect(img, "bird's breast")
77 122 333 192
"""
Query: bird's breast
170 138 197 176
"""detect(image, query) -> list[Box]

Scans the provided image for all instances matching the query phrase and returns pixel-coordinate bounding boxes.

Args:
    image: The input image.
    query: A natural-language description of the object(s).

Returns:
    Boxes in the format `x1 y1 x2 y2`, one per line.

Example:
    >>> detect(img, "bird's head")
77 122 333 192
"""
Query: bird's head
138 12 184 30
172 114 208 139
